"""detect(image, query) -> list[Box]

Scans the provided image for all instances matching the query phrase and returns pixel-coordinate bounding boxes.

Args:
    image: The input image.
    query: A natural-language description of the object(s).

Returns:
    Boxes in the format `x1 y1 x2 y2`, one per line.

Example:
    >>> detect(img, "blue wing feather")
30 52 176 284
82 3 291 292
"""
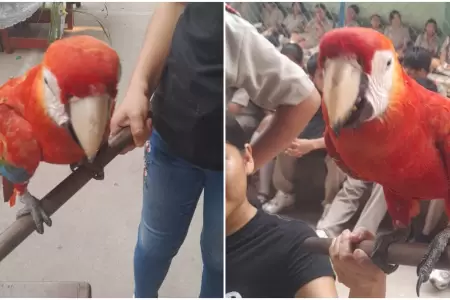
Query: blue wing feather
0 163 31 184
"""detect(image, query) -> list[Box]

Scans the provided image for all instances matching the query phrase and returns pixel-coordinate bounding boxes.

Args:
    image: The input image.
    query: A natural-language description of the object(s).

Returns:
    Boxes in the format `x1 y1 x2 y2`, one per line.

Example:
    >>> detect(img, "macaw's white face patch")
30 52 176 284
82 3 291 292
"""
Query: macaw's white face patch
42 68 68 126
365 49 395 118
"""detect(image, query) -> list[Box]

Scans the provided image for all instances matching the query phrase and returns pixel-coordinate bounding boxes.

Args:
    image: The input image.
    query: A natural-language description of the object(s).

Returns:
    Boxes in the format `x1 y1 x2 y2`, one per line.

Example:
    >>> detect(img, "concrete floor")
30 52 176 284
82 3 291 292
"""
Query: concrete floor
0 3 201 298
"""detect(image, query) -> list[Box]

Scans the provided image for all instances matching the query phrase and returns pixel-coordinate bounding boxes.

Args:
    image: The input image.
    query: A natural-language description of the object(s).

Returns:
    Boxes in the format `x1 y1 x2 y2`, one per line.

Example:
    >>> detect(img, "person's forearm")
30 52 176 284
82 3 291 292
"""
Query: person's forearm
348 277 386 298
227 102 244 115
312 137 325 150
440 52 448 67
130 2 185 96
251 90 321 170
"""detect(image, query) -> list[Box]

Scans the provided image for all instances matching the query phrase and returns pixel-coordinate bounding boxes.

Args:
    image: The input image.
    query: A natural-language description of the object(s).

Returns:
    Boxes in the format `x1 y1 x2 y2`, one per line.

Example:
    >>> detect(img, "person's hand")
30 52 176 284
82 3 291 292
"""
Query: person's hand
285 138 316 157
262 27 275 37
110 83 153 154
329 228 386 291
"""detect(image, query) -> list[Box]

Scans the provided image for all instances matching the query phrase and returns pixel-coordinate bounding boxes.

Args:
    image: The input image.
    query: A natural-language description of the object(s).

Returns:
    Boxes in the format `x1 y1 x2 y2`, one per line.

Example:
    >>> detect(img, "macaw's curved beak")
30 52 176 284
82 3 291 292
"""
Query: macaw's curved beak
67 95 111 162
322 57 371 137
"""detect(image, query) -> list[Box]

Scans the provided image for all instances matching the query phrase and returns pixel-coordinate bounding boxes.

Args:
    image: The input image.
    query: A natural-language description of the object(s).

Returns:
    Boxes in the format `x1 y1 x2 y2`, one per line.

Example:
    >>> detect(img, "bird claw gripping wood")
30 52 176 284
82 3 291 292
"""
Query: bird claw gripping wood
416 226 450 297
370 227 412 275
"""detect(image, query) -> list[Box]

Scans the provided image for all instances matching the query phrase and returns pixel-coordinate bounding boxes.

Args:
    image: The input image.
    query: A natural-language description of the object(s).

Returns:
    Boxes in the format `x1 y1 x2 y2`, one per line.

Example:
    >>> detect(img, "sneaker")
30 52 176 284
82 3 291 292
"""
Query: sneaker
316 229 329 238
256 193 270 205
262 191 295 214
430 269 450 290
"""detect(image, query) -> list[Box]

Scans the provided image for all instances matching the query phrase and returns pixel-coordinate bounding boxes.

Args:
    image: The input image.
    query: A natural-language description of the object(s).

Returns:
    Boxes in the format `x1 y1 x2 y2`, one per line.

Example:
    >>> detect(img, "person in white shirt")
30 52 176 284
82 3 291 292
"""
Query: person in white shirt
226 8 321 170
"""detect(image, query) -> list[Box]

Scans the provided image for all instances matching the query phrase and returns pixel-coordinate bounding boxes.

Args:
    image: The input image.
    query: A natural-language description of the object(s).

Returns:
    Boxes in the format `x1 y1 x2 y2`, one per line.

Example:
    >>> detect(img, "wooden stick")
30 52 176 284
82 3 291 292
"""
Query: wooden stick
302 237 450 269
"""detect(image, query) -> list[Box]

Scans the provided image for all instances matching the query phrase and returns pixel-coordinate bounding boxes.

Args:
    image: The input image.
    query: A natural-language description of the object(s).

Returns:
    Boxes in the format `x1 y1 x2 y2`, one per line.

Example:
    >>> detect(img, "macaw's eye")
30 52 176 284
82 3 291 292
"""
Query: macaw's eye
44 78 49 85
387 59 392 67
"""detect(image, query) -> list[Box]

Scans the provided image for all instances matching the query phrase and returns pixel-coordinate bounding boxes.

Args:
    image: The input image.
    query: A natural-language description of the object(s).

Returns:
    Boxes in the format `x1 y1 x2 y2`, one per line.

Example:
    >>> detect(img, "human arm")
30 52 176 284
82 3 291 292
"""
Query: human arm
228 88 250 115
110 2 186 149
282 222 337 297
226 12 321 170
295 277 337 297
295 227 387 298
440 37 449 67
130 2 186 96
285 137 325 157
227 102 244 115
402 27 411 51
414 34 422 47
349 279 386 298
252 99 320 169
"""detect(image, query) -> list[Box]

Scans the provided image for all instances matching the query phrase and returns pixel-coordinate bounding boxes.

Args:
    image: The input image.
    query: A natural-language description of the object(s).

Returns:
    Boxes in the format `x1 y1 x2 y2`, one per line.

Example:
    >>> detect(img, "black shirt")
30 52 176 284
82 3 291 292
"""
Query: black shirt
414 77 438 93
226 210 335 298
152 3 223 171
298 107 325 140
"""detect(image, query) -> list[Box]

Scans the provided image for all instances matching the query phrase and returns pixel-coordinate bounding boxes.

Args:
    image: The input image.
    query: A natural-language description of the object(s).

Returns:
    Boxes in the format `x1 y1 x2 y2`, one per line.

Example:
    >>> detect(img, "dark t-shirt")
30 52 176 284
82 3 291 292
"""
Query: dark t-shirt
152 3 223 171
414 77 438 93
298 107 325 140
226 210 335 298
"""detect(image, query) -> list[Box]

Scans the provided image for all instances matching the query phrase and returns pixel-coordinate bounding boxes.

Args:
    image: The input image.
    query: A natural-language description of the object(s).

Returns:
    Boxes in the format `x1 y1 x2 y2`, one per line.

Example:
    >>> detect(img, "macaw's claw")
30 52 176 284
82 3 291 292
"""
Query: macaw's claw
70 160 104 180
416 226 450 297
370 227 411 275
16 193 52 234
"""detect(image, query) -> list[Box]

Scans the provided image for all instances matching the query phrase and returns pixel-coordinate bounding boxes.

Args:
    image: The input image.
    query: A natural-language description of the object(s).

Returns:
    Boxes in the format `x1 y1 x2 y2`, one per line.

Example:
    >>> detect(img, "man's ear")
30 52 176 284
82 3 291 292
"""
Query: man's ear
243 143 255 175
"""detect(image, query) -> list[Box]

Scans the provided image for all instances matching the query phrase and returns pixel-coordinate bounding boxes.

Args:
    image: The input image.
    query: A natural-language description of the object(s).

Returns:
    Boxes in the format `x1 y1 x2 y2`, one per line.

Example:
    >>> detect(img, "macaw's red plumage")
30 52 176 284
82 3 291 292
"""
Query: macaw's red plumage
0 35 120 234
319 27 450 296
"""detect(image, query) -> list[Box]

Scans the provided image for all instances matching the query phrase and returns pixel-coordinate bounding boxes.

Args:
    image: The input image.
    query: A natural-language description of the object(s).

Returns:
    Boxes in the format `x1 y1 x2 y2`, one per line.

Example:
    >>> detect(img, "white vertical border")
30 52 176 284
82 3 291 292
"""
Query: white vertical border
222 1 227 297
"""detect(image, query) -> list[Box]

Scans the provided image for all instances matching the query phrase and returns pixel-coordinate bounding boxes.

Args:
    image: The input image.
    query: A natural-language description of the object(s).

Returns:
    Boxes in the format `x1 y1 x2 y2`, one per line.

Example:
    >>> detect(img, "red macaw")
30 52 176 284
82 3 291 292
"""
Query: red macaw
319 27 450 296
0 35 120 234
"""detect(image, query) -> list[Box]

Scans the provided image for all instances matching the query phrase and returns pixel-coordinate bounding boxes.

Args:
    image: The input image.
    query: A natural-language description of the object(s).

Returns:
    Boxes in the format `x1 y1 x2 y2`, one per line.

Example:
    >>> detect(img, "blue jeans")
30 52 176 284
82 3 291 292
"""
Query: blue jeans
134 131 223 298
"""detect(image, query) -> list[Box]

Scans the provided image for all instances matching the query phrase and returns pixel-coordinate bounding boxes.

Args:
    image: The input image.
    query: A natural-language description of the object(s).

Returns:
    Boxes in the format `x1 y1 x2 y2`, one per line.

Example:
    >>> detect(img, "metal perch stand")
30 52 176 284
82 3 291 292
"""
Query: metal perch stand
0 124 135 262
302 237 450 270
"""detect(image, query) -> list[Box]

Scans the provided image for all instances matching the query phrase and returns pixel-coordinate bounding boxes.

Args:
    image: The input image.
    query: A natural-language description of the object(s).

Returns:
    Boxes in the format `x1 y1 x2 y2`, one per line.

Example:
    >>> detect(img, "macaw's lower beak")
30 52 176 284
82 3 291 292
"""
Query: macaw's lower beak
322 57 371 136
67 95 111 161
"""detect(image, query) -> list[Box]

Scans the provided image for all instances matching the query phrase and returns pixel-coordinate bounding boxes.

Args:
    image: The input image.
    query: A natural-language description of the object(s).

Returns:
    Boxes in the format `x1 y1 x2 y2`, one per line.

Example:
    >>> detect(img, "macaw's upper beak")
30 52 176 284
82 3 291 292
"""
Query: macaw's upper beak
322 57 371 136
66 95 111 162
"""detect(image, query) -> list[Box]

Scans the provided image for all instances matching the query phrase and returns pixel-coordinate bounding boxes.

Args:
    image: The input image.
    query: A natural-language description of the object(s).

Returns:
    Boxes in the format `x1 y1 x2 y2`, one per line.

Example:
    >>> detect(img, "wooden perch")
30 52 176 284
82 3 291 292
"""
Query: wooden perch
302 237 450 270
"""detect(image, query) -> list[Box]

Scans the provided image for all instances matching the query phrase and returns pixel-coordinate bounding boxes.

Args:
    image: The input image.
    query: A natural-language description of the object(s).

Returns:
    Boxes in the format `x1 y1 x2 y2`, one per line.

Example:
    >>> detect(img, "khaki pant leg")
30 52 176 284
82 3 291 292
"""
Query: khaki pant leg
317 177 370 237
272 153 297 194
422 199 446 235
354 183 387 235
323 155 347 206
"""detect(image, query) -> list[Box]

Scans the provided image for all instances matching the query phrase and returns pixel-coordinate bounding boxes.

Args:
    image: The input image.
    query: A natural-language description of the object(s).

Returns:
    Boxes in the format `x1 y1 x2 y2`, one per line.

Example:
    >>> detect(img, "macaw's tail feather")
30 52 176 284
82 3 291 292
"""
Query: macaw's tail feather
2 177 15 207
8 191 16 207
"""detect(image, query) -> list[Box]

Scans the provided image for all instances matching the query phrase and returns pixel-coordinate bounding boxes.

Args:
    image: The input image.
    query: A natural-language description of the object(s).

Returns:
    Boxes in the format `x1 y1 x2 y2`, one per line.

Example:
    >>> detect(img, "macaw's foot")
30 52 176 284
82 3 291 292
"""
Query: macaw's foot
16 192 52 234
416 226 450 297
371 227 412 275
70 159 104 180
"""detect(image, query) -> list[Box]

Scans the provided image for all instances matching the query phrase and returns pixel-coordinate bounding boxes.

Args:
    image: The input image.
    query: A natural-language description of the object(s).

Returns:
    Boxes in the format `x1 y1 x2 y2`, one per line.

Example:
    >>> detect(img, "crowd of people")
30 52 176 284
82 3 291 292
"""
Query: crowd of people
232 2 450 70
227 2 450 294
